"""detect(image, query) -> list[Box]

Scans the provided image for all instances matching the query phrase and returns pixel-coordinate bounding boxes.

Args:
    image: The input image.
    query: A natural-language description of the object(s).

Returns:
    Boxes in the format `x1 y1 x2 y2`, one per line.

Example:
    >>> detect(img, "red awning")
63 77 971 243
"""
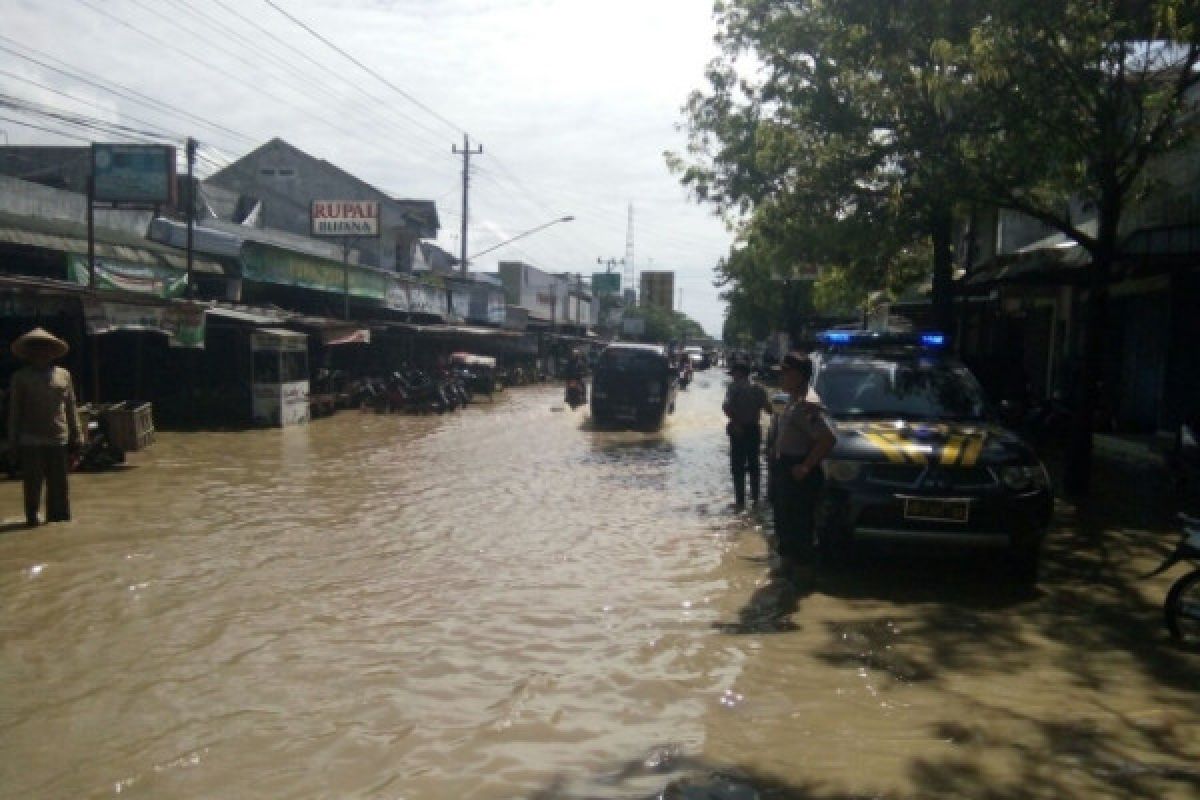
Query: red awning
324 328 371 346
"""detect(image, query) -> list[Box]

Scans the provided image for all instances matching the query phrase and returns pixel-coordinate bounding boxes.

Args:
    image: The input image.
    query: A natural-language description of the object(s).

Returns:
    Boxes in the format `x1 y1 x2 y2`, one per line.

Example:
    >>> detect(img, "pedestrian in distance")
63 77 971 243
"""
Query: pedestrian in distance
7 328 82 527
769 352 836 563
723 360 771 509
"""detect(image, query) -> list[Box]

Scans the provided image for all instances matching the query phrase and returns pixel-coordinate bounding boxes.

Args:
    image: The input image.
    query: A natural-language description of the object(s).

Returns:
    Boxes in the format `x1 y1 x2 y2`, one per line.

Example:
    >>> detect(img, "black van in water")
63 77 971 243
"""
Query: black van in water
590 343 677 430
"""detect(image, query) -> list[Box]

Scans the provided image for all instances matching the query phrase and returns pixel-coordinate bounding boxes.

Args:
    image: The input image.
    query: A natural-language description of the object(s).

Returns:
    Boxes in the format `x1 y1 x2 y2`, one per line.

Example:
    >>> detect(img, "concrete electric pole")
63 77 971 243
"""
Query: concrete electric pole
452 134 483 276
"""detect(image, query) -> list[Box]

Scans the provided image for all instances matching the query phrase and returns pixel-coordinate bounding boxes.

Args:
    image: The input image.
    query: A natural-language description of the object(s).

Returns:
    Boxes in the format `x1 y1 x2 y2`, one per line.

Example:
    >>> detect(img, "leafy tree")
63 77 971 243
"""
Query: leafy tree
676 0 1199 494
957 1 1199 494
669 0 990 333
624 305 707 344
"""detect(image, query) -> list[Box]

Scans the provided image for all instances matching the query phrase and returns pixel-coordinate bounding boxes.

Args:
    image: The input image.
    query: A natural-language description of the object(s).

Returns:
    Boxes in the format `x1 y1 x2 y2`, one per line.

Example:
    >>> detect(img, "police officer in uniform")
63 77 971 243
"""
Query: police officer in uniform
722 360 770 508
770 352 837 561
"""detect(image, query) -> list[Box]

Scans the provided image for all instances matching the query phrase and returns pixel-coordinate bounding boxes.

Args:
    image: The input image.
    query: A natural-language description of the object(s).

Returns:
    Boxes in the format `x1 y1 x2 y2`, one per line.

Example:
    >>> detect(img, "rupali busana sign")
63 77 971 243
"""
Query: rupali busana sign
310 201 380 237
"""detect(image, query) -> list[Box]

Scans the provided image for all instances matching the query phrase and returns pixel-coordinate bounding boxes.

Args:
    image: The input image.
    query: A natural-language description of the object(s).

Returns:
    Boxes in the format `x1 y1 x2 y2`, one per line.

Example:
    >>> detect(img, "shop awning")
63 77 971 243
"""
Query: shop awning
283 314 371 345
0 211 224 275
82 297 206 348
379 321 521 337
205 306 291 326
325 328 370 345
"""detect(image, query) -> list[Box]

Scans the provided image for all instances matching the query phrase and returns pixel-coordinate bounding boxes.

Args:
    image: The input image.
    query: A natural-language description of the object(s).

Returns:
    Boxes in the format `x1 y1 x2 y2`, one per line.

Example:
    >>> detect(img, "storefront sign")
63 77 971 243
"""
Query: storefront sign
83 300 206 348
311 201 380 236
449 288 471 322
408 283 447 316
92 143 176 205
385 282 410 312
242 244 386 301
592 272 620 295
487 294 507 326
68 254 187 298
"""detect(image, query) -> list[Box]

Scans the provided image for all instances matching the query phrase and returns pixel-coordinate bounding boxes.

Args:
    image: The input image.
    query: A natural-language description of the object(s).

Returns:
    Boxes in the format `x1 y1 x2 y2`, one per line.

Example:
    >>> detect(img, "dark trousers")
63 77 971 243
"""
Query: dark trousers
729 424 762 505
20 445 70 524
770 459 824 561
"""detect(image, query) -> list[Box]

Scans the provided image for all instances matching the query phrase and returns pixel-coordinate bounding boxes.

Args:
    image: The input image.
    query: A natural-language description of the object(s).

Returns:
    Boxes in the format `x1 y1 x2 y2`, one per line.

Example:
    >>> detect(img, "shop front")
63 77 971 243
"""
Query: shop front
251 328 310 427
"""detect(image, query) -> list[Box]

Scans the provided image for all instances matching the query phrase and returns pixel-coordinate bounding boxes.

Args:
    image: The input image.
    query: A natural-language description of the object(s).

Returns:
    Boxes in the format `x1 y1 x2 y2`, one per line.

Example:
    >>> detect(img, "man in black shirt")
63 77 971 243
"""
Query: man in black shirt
722 360 770 509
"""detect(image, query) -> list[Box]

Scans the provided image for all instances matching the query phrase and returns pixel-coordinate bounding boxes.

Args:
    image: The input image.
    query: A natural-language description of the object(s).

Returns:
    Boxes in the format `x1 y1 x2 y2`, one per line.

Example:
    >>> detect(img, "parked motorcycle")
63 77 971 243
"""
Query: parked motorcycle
74 416 126 471
1144 513 1200 647
564 378 586 410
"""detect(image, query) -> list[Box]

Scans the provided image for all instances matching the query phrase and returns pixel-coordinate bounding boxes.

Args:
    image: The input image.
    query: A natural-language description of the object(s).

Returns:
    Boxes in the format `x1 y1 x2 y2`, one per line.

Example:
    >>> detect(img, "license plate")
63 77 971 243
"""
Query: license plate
904 498 970 523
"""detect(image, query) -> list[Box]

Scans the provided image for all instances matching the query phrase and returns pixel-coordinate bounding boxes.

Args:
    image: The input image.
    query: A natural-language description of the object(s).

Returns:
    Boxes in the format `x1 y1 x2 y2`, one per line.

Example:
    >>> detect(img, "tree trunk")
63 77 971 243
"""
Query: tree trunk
930 204 955 335
1063 199 1118 497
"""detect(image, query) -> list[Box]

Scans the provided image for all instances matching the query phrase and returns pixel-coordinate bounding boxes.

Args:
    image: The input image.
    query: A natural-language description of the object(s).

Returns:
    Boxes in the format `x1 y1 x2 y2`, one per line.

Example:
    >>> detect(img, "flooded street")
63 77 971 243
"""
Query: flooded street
2 377 1198 799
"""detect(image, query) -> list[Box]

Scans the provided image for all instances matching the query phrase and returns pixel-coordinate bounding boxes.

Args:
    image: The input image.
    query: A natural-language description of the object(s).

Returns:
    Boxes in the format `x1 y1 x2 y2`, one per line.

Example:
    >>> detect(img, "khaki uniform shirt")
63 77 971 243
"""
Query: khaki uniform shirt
723 380 769 426
773 397 833 459
8 365 81 447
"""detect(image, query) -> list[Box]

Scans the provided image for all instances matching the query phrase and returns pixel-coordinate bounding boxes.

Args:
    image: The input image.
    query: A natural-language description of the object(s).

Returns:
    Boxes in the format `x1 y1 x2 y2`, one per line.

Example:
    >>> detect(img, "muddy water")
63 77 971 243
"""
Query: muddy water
1 377 1197 799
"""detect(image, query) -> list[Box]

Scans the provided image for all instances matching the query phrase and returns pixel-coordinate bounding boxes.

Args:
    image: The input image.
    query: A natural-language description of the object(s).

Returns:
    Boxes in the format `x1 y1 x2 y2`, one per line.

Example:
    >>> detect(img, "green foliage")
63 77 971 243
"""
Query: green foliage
682 0 1200 491
624 305 707 344
670 0 996 331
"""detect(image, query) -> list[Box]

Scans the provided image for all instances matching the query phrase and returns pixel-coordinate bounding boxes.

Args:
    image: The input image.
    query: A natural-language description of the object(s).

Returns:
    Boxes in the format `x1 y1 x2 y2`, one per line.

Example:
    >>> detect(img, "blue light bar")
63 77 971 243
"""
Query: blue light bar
821 331 854 343
816 329 948 350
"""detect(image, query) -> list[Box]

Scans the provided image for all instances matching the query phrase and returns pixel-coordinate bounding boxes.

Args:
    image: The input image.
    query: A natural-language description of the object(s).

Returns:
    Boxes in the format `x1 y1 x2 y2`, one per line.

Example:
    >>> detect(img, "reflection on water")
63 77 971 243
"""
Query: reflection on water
1 379 1197 799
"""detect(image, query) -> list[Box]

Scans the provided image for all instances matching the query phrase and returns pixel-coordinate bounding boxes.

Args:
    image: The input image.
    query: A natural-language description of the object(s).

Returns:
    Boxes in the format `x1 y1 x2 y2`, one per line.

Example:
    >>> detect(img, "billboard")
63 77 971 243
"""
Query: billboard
640 270 675 312
311 201 380 236
591 272 620 296
92 144 176 205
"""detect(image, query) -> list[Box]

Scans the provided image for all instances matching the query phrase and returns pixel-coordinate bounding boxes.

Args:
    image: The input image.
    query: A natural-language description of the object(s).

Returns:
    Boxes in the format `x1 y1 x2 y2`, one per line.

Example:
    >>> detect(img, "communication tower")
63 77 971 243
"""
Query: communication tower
624 203 635 300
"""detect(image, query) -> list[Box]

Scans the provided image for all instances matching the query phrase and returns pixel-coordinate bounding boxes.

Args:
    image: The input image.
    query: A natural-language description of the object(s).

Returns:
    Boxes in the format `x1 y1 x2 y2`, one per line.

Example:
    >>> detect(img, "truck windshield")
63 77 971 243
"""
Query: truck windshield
815 360 987 420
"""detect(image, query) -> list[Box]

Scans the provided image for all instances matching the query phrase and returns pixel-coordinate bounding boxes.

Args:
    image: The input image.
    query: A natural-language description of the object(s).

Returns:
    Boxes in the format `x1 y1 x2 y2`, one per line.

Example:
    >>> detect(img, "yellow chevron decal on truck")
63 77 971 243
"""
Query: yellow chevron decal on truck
861 432 908 463
960 434 986 466
940 435 965 466
845 422 989 467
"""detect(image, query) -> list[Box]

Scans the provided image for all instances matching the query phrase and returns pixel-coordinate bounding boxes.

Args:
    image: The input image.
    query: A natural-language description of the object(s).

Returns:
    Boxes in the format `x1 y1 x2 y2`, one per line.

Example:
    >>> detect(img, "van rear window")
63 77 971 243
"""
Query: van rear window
599 349 664 371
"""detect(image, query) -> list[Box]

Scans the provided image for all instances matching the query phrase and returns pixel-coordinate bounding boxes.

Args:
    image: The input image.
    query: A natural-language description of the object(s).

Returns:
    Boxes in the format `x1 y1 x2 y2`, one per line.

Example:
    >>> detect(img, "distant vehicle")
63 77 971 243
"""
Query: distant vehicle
591 343 677 430
791 330 1053 584
682 345 708 369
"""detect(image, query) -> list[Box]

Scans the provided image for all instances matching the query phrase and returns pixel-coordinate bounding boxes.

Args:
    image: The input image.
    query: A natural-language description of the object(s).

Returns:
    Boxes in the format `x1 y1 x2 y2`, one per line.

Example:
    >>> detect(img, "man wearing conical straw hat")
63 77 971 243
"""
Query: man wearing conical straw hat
8 328 82 527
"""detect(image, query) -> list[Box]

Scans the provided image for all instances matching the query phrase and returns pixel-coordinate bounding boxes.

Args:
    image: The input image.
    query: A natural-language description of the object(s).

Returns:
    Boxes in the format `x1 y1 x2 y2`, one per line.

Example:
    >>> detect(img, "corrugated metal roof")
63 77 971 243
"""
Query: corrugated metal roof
0 211 224 274
205 306 289 325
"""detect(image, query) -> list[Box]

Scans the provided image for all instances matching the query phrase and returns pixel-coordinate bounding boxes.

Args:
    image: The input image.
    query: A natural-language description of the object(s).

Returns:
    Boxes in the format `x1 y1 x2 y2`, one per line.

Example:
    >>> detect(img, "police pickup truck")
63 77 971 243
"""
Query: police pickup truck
790 331 1053 584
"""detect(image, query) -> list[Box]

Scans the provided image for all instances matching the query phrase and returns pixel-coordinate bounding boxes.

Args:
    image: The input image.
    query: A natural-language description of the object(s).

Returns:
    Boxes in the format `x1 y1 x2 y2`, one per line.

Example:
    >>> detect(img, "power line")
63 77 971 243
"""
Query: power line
0 113 92 143
0 35 254 147
0 69 184 143
0 95 170 144
202 0 455 151
67 0 453 175
151 0 451 157
261 0 465 135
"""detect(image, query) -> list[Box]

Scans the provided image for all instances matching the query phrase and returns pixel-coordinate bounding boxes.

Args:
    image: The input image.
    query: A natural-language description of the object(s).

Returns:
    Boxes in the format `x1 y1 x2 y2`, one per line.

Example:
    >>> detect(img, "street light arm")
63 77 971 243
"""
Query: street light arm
467 216 574 261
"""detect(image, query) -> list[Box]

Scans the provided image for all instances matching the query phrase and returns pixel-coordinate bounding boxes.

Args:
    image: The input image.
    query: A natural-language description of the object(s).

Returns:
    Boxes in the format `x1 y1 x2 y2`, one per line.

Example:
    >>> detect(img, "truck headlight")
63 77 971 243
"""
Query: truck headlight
998 464 1050 491
824 460 863 482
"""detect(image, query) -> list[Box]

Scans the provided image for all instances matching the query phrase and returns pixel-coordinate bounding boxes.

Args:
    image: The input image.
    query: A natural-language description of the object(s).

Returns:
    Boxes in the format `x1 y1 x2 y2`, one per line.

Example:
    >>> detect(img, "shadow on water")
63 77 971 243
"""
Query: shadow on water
525 739 1200 799
0 520 32 535
712 562 812 634
585 433 676 460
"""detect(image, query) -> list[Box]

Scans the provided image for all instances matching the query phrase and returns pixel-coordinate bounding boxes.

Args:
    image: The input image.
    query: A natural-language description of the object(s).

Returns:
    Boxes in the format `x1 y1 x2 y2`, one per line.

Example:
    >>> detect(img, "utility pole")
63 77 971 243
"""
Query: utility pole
452 134 483 276
185 137 196 299
624 203 635 299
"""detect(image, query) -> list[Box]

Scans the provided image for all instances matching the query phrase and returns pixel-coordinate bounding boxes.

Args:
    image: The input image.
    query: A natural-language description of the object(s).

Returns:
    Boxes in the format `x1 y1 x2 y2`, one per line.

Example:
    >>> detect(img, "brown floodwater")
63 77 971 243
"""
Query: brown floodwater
1 377 1197 799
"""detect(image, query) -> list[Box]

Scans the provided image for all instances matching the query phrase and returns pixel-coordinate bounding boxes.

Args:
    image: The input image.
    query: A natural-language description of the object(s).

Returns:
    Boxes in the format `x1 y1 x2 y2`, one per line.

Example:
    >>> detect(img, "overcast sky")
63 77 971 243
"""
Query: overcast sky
2 0 733 335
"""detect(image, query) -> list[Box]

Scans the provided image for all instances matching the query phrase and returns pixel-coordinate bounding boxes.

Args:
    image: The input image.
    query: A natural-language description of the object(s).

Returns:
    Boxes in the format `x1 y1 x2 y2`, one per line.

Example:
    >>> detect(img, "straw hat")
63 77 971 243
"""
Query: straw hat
12 327 69 360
